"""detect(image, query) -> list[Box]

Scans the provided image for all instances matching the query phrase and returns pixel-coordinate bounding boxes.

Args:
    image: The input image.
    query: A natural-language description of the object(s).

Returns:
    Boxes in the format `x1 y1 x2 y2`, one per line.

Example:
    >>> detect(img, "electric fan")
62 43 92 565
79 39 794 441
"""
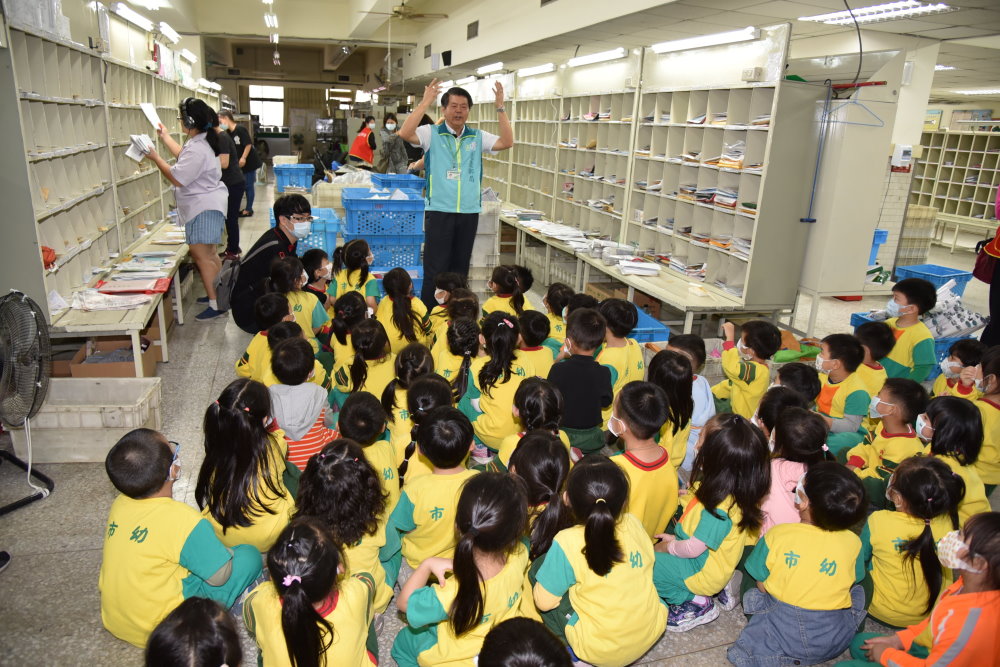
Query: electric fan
0 290 55 515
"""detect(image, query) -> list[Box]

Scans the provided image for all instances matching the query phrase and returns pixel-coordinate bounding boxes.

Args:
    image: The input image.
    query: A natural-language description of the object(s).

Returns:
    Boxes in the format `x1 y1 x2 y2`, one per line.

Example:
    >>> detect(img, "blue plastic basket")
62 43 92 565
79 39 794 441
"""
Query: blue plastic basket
929 336 973 380
850 311 880 328
894 264 973 297
371 173 426 191
268 208 342 257
342 188 425 235
372 266 423 298
273 164 314 193
269 207 341 228
343 232 423 267
631 308 671 343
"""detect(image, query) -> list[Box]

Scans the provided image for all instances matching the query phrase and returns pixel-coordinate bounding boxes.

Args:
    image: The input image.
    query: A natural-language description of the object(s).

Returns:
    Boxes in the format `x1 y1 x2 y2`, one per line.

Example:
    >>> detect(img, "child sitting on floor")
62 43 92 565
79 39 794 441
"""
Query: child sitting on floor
922 396 991 525
881 277 937 382
376 267 430 354
331 238 379 310
495 377 570 472
597 298 645 426
337 392 399 512
712 320 782 419
666 333 716 471
933 338 987 401
482 265 533 317
816 333 871 454
269 255 330 354
427 272 466 343
543 282 574 343
647 349 694 477
517 310 557 378
235 293 293 384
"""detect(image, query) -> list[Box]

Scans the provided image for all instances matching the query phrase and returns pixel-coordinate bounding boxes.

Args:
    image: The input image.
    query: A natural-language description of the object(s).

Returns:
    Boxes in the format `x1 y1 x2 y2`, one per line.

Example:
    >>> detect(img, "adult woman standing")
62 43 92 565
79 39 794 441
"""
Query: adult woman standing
348 115 376 167
376 114 409 174
144 98 229 320
979 187 1000 345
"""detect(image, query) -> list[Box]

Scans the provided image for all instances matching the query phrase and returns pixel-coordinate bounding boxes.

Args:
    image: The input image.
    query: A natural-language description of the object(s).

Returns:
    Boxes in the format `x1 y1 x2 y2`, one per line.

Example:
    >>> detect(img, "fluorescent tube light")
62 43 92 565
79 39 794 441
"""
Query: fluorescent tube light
934 64 956 71
264 13 278 29
328 88 352 93
517 63 555 77
456 76 476 86
955 89 1000 95
197 78 220 91
477 62 503 75
270 33 279 44
158 21 180 44
111 3 154 31
567 47 626 68
180 48 198 64
652 27 759 54
262 0 273 3
799 1 956 25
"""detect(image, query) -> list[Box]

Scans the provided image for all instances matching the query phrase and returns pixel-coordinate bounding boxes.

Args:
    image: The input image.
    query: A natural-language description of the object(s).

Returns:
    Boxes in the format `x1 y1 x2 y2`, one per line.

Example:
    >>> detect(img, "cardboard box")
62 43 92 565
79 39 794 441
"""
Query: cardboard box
143 291 174 362
585 282 621 301
632 290 661 319
70 337 157 378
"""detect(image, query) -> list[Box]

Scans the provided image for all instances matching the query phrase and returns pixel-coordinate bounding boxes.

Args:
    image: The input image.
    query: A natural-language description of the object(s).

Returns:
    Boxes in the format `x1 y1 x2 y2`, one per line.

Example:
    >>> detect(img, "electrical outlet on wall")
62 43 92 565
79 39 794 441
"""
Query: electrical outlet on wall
741 67 762 82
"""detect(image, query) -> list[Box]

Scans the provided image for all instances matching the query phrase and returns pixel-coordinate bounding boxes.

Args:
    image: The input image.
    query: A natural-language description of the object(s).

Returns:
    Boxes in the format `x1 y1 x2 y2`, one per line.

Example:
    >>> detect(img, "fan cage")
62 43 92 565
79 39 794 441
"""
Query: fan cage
0 292 52 427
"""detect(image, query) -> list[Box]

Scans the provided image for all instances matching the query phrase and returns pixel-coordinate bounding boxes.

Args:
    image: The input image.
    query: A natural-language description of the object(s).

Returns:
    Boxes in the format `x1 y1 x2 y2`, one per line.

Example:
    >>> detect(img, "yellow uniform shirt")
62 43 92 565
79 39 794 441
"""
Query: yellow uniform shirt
711 346 770 419
428 304 449 346
518 346 555 378
433 346 468 384
546 312 567 342
468 353 536 450
387 387 414 458
861 510 953 627
534 514 667 667
244 575 376 667
674 492 750 596
658 418 692 474
286 289 330 353
331 268 380 301
482 294 534 318
817 371 870 421
387 469 479 569
974 398 1000 484
334 352 397 398
846 426 923 479
929 453 991 526
596 338 646 425
881 318 936 382
363 436 401 514
236 332 329 389
202 431 294 551
330 333 354 369
496 430 572 469
343 521 393 613
747 522 863 610
856 362 888 433
932 375 982 401
405 544 530 667
375 295 430 354
100 496 232 647
612 448 679 538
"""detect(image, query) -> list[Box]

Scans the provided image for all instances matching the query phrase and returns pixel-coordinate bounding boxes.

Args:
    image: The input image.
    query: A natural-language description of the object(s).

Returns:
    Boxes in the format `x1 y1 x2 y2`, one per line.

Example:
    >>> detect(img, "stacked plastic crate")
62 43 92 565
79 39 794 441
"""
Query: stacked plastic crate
894 205 937 266
268 207 342 257
469 199 502 300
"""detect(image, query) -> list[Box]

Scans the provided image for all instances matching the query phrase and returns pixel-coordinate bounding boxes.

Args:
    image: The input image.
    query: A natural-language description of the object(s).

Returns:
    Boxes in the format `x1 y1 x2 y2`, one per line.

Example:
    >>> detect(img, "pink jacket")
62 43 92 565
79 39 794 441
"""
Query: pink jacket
760 458 806 535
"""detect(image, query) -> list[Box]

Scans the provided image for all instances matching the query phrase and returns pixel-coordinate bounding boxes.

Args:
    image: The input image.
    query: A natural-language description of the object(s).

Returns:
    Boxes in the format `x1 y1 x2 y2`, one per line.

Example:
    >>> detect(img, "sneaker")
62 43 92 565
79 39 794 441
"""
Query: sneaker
0 551 10 574
716 571 743 611
195 306 227 321
239 209 254 217
666 597 719 633
196 296 210 304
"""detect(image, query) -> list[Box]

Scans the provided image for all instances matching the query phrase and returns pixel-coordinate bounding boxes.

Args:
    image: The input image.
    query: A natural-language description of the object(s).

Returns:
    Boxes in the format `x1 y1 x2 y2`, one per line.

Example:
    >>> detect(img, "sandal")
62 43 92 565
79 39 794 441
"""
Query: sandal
239 209 253 217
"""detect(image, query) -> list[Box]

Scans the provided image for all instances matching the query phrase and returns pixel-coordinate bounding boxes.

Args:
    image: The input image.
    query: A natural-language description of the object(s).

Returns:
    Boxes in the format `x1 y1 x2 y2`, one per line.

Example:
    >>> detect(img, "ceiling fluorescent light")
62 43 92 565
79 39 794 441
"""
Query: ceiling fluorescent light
652 27 758 54
328 88 352 93
955 89 1000 95
799 1 956 25
111 3 154 31
517 63 555 77
456 76 476 86
270 33 279 44
262 0 273 3
477 62 503 75
934 64 956 71
567 47 626 68
264 13 278 29
180 48 198 64
438 80 455 90
158 21 180 44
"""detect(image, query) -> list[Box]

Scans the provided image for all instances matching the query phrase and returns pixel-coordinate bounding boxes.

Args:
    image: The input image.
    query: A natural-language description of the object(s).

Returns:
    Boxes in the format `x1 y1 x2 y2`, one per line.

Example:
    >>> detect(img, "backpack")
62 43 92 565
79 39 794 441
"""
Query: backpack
214 238 281 312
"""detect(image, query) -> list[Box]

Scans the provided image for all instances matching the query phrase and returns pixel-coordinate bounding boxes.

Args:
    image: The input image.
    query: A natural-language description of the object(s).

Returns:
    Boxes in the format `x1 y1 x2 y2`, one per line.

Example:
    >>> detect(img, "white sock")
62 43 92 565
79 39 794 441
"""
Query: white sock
209 299 218 310
692 595 709 604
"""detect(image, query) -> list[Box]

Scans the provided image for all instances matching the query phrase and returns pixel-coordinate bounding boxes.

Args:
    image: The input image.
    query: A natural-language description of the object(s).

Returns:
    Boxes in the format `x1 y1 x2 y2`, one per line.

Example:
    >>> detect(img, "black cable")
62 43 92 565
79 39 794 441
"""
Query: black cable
844 0 863 90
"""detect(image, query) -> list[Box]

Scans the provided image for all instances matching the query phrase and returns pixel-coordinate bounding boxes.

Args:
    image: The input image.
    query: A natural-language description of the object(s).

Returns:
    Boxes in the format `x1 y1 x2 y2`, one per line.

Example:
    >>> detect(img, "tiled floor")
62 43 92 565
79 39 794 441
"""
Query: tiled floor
0 189 994 665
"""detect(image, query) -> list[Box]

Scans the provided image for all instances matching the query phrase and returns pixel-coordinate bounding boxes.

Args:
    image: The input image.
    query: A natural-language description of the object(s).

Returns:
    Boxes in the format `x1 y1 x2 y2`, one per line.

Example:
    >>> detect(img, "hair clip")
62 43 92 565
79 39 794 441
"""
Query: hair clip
282 574 302 587
243 407 251 413
353 457 358 462
821 444 830 452
501 318 513 328
595 498 606 504
214 400 220 405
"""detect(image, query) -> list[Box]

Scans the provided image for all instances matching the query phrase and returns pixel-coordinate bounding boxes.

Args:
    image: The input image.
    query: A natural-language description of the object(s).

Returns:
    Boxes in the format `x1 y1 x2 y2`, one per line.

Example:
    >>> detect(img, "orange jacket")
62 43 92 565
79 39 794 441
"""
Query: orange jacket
881 578 1000 666
349 127 374 164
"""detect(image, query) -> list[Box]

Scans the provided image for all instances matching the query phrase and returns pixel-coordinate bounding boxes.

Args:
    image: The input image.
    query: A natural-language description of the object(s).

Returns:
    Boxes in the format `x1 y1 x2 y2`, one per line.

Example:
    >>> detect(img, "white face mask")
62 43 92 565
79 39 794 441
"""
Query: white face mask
263 416 274 429
608 415 625 438
736 339 753 361
301 270 309 285
368 122 376 130
940 359 962 379
915 414 933 442
937 531 984 573
561 306 569 320
885 298 908 318
319 262 332 278
385 123 397 131
814 354 828 373
365 253 375 266
869 395 893 419
434 289 447 305
292 221 311 239
793 475 807 507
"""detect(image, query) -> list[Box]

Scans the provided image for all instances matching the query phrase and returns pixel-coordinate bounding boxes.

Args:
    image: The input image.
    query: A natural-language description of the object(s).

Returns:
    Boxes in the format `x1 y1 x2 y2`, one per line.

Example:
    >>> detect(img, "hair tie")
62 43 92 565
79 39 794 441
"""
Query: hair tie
595 498 606 504
203 122 213 130
924 518 931 525
501 318 513 329
243 407 250 413
468 527 480 537
821 444 830 452
927 497 933 502
282 575 301 587
354 457 359 462
214 400 219 405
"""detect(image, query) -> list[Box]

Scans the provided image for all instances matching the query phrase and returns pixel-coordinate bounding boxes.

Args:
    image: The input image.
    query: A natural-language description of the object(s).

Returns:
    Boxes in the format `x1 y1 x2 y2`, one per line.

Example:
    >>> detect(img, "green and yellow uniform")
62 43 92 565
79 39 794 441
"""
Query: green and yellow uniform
881 317 935 382
612 447 678 538
331 268 380 302
334 352 397 399
846 426 923 508
518 345 555 378
235 331 330 390
375 296 431 354
856 362 888 433
330 332 355 368
363 435 401 514
974 398 1000 485
817 371 870 454
482 294 534 318
465 354 536 450
596 338 645 425
244 574 377 667
286 289 330 354
546 312 567 342
657 418 691 475
428 304 449 346
861 510 953 628
932 375 982 401
929 452 991 526
534 514 667 667
343 521 394 613
711 346 770 419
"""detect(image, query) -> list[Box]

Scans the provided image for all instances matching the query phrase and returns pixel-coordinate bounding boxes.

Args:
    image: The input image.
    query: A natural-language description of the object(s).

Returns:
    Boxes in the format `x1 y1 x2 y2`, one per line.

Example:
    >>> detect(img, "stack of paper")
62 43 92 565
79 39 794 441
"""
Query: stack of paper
732 237 752 259
751 114 771 127
710 112 728 125
619 259 660 276
125 134 154 162
687 113 707 125
713 188 738 209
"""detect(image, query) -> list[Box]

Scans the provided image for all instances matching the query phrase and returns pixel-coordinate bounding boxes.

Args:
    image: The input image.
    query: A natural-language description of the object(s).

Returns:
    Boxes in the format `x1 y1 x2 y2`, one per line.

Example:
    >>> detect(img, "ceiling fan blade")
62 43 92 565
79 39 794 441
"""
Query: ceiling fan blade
410 13 449 18
358 10 397 15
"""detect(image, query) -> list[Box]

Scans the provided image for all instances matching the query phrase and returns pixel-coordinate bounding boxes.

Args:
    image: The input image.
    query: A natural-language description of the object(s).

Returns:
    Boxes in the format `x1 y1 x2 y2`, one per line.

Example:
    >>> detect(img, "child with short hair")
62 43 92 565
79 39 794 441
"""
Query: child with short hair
300 248 334 310
479 617 572 667
268 337 336 471
483 265 534 316
435 317 480 396
647 349 694 476
381 342 434 461
243 517 377 667
381 406 479 583
652 414 771 631
547 308 613 457
881 277 938 382
269 255 330 354
855 321 894 401
729 463 868 666
862 456 964 629
338 392 399 511
565 292 598 315
666 333 716 471
100 428 262 647
816 333 872 454
495 377 571 472
543 282 574 342
597 298 645 426
846 378 929 505
517 310 557 378
145 597 243 667
331 237 379 310
197 379 294 551
393 473 529 666
376 267 430 354
261 321 330 390
774 362 822 407
973 346 1000 490
609 381 675 538
712 320 782 419
236 293 294 382
397 374 454 485
934 338 987 400
297 439 393 613
533 456 667 665
333 318 397 403
922 396 991 524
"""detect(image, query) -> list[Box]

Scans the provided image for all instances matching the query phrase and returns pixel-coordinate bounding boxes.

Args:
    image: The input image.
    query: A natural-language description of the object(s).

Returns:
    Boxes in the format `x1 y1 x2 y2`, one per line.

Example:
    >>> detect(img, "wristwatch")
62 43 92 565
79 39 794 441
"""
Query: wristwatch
496 106 506 114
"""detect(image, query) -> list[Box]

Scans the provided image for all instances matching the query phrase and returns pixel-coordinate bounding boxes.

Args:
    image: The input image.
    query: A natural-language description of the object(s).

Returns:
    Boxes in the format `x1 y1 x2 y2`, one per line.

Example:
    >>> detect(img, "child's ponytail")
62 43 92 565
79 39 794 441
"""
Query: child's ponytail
383 268 422 342
268 256 304 295
509 431 571 560
447 318 480 402
349 319 389 393
330 291 366 346
479 312 519 397
566 456 627 576
398 374 453 488
490 266 526 315
267 517 342 667
450 473 527 636
332 239 370 288
647 350 694 433
513 378 563 435
381 343 433 419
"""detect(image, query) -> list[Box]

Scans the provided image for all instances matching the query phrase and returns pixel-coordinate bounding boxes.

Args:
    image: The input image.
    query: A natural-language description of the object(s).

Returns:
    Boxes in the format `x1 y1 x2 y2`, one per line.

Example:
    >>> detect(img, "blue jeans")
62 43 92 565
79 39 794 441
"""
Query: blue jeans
244 169 257 212
727 586 866 666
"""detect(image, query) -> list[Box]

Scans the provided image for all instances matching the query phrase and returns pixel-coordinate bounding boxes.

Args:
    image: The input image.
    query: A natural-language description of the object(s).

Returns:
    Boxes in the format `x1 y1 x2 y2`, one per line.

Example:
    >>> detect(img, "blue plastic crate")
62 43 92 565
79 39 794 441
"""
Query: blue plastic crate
894 264 973 297
342 188 425 235
343 232 423 267
850 311 880 329
294 221 342 257
269 207 341 228
631 308 671 343
929 336 973 381
274 164 314 193
372 266 423 298
371 173 426 191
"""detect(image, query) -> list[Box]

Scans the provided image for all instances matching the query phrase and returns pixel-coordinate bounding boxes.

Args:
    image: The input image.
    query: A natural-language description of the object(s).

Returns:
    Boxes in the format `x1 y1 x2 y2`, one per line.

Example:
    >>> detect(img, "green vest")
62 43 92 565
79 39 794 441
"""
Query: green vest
426 123 483 214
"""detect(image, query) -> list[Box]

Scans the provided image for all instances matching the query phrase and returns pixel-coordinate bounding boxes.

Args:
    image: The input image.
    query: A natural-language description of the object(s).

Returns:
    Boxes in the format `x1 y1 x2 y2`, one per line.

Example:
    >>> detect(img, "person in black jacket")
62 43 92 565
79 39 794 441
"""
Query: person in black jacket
218 110 262 217
230 194 311 333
